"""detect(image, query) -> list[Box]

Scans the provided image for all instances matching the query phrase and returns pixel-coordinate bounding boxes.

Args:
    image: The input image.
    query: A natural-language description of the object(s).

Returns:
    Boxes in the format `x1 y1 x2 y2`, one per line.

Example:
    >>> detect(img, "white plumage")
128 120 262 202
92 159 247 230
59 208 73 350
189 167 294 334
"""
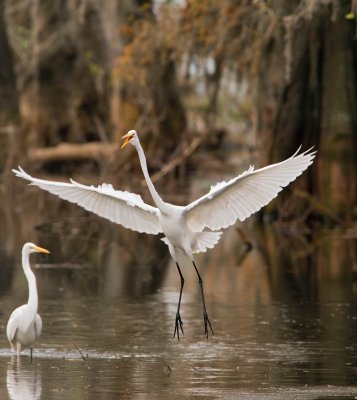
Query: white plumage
13 168 161 235
7 243 50 357
13 131 316 339
185 146 314 231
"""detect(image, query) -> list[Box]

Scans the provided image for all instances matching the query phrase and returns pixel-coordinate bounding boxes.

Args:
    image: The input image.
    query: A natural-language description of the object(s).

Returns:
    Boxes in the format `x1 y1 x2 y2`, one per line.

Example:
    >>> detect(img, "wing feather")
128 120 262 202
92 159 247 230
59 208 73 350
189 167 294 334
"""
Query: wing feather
35 314 42 340
184 147 316 231
13 167 162 235
6 313 18 343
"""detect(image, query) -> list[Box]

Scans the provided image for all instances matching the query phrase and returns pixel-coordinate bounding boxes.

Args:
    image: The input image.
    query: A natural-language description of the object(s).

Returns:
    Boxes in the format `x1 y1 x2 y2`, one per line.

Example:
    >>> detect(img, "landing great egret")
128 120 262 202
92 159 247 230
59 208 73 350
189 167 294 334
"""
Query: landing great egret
13 131 315 339
6 243 50 358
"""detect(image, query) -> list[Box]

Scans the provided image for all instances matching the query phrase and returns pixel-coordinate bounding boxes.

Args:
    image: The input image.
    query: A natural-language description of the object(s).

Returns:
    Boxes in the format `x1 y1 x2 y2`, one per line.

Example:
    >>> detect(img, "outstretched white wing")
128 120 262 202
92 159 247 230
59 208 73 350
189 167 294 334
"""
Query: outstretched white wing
13 167 163 235
184 147 316 231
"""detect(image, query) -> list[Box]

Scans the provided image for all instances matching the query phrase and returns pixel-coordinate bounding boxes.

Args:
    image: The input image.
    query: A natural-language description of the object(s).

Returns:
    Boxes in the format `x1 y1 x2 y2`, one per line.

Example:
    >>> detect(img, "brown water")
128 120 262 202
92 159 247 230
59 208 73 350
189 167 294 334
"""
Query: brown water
0 187 357 399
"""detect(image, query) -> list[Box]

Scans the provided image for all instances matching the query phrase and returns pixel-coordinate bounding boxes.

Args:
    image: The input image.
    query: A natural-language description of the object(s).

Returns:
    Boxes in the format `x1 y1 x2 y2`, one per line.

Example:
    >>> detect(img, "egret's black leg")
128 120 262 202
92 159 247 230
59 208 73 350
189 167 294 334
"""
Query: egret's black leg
192 261 214 338
30 347 33 362
173 262 185 340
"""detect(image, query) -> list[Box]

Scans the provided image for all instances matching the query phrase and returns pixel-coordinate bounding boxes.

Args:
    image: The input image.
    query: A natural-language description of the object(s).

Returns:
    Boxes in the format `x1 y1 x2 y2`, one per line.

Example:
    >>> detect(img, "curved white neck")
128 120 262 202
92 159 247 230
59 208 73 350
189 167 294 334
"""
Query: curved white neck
135 141 168 212
22 252 38 314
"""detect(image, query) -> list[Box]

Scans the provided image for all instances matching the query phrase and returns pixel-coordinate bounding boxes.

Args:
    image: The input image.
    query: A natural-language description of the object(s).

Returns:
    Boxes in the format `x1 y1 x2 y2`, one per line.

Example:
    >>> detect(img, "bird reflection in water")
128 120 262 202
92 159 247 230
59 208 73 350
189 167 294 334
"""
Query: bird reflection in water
7 356 42 400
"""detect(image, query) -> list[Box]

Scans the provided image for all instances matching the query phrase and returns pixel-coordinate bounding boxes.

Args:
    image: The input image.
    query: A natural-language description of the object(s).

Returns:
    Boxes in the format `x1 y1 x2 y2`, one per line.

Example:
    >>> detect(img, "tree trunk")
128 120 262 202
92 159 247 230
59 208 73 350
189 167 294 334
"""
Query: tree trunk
0 0 18 171
149 53 187 161
0 0 17 124
255 0 357 219
318 6 357 218
24 0 110 149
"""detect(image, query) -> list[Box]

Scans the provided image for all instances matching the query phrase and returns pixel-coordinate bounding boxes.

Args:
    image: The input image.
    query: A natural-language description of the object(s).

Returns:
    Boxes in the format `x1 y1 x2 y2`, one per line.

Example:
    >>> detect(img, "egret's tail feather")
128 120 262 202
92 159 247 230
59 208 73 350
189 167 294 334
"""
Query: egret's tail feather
193 231 223 254
161 232 222 254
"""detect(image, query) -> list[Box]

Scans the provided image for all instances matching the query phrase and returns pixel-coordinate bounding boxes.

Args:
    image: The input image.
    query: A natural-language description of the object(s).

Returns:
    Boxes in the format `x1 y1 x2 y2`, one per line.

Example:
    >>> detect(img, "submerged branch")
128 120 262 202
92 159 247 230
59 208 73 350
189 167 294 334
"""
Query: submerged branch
294 189 342 225
144 135 205 185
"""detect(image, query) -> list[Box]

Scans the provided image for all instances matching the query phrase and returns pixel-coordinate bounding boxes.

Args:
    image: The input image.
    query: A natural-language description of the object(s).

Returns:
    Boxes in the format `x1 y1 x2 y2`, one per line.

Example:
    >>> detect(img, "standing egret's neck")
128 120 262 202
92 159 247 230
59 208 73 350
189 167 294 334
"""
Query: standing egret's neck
135 141 168 211
22 251 38 315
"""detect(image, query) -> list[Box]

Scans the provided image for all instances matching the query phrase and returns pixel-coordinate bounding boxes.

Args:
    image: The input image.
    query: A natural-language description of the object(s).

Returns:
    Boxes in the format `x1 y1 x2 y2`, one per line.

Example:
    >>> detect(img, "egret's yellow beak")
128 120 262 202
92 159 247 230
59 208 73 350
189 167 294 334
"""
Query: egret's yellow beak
121 132 133 149
33 245 50 254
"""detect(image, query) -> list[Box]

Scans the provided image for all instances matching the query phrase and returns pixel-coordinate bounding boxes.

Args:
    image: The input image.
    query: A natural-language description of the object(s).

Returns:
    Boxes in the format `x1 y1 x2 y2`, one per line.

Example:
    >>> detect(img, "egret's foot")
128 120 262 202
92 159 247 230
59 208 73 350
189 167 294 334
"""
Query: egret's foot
203 312 214 339
173 312 184 340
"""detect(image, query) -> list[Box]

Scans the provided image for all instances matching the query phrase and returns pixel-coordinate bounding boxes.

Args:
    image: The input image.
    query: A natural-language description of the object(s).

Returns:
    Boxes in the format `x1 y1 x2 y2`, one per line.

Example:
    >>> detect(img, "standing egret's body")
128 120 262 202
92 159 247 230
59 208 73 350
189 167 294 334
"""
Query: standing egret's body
7 243 50 357
13 131 315 339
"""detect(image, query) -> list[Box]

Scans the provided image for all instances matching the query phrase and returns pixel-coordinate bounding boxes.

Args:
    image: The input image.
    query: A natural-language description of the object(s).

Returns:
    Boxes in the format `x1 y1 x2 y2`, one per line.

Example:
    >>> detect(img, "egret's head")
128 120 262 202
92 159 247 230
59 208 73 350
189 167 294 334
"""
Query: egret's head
23 242 50 255
121 130 139 149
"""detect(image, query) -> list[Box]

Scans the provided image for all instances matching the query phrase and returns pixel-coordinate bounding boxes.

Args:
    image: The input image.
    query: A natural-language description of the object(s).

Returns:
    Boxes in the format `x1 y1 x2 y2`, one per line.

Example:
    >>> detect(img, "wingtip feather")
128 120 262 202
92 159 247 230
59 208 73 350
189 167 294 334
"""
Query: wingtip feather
12 165 31 180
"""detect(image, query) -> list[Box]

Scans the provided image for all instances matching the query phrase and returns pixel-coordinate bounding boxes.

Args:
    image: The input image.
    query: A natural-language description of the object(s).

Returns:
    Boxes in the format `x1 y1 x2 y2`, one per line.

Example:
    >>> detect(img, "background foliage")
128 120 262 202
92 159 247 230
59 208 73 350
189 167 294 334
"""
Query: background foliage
0 0 356 222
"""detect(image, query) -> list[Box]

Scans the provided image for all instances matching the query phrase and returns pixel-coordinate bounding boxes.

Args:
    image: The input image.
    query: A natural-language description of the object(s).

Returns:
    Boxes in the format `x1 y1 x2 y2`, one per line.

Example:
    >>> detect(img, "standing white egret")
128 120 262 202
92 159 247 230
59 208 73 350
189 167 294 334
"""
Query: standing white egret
13 131 315 339
7 243 50 358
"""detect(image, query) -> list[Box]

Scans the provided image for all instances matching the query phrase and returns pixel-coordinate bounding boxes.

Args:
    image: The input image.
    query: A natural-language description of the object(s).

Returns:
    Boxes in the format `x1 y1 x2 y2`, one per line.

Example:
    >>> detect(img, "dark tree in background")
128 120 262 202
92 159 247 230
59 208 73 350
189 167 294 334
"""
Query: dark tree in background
0 0 18 169
6 0 112 148
0 0 17 123
254 0 357 218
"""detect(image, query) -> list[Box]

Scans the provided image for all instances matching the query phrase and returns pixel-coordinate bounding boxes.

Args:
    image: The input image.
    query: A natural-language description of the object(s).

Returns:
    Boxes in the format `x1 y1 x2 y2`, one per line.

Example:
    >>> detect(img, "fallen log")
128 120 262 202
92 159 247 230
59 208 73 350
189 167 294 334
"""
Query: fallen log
28 142 117 163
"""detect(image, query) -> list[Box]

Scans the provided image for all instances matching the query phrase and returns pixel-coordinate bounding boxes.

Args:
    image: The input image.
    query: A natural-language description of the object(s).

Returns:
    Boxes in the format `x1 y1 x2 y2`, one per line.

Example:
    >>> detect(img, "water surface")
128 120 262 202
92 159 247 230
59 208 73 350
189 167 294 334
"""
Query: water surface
0 187 356 399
